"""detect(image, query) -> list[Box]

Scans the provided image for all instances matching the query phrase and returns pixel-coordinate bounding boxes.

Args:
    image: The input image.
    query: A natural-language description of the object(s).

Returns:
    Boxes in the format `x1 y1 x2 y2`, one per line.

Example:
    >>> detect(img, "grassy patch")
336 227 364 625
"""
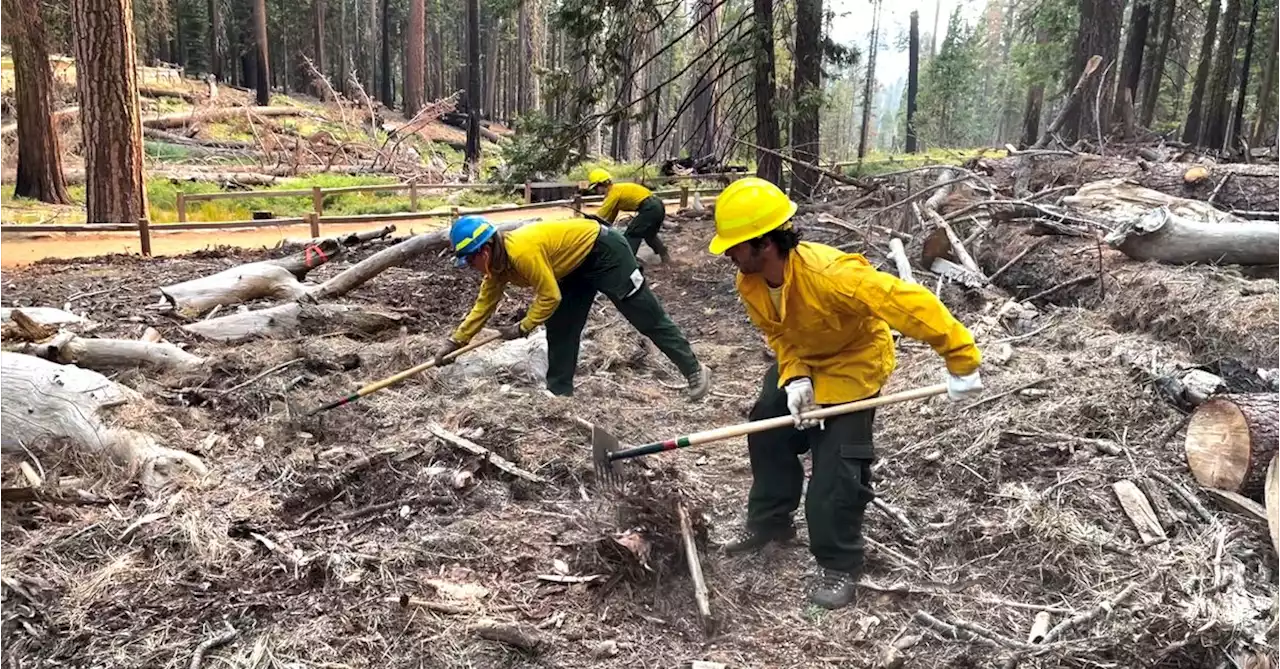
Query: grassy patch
843 148 992 177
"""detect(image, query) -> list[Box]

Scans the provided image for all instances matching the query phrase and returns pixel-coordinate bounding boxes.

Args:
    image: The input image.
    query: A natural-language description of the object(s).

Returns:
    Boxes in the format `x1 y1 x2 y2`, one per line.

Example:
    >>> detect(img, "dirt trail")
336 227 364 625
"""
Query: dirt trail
0 203 630 268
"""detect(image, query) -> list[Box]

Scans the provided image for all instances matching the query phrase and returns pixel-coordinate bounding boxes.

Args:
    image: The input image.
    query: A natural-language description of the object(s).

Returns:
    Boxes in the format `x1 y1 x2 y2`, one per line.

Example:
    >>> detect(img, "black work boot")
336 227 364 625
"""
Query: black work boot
722 525 797 556
809 568 858 610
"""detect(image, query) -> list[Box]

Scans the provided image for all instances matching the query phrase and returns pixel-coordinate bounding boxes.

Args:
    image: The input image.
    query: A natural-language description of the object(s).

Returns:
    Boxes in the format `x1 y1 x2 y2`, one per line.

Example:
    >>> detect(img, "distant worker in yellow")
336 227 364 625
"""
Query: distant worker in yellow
588 168 671 264
433 215 711 399
708 177 983 610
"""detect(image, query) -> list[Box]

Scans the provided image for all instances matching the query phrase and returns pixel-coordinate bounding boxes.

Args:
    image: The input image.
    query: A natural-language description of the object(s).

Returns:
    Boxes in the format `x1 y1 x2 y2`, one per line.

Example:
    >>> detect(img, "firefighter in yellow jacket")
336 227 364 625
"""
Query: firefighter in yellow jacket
588 168 671 263
432 215 711 399
708 177 983 610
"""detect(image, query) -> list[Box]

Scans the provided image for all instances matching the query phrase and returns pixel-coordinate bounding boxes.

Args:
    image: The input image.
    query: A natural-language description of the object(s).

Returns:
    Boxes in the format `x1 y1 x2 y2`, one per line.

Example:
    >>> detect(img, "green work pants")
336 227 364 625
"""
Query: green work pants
745 364 877 574
543 224 700 396
624 195 669 259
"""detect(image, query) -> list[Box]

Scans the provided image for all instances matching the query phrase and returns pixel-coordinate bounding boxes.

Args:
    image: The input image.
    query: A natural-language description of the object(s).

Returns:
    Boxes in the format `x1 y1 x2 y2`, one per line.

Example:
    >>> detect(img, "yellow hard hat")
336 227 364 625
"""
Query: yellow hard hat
708 177 798 255
588 168 612 187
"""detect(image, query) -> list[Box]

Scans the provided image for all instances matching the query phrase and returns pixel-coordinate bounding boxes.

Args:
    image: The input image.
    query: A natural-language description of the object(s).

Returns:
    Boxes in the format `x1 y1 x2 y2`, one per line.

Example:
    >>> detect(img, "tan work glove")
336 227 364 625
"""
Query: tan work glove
432 338 462 366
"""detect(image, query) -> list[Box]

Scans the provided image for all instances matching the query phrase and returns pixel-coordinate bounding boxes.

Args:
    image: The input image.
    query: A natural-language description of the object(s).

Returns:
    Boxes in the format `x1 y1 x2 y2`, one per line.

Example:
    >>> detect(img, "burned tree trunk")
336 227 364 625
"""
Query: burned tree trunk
1064 0 1122 143
752 0 782 186
1113 0 1152 132
253 0 271 106
312 0 328 98
1202 0 1242 150
71 0 149 224
1230 0 1260 152
906 10 921 153
1185 394 1279 500
789 0 822 198
404 0 425 115
1251 14 1278 146
1033 56 1103 148
1182 0 1221 145
2 0 71 204
380 0 393 106
1139 0 1176 128
465 0 481 174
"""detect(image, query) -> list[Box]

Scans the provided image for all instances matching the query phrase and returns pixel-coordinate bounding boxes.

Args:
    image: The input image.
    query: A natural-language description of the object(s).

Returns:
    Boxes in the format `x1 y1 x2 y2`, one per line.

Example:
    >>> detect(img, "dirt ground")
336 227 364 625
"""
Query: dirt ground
1 213 1277 668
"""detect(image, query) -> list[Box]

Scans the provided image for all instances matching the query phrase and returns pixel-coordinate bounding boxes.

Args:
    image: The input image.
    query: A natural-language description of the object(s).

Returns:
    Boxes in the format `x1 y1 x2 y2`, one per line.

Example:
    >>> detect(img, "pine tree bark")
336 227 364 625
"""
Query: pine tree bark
72 0 148 224
1113 0 1151 132
789 0 822 197
404 0 425 114
520 0 543 113
3 0 71 204
1063 0 1122 143
1181 0 1221 144
1139 0 1176 127
1020 25 1049 147
207 0 223 80
857 0 882 160
465 0 482 173
367 0 377 95
483 16 501 119
906 10 921 152
1202 0 1242 150
1251 13 1278 145
752 0 782 185
312 0 328 98
1230 0 1260 151
253 0 270 106
380 0 393 106
691 0 719 159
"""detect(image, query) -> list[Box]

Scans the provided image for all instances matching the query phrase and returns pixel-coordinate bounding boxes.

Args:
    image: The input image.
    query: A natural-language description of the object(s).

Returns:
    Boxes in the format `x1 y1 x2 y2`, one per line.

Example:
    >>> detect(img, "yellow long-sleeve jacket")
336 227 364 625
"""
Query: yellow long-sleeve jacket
451 219 600 343
596 182 654 223
737 241 981 404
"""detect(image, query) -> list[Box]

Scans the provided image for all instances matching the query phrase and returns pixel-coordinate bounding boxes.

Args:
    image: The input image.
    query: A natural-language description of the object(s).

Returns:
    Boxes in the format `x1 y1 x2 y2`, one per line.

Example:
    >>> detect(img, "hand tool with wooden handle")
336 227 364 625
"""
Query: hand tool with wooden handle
591 383 948 485
308 332 501 415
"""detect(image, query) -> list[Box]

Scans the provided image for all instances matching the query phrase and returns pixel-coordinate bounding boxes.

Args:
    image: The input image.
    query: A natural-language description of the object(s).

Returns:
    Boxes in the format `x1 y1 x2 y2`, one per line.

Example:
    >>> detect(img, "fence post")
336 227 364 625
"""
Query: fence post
523 181 532 203
312 186 324 217
450 206 460 219
138 218 152 256
308 213 321 239
409 181 419 211
176 192 187 222
572 194 583 213
679 184 689 209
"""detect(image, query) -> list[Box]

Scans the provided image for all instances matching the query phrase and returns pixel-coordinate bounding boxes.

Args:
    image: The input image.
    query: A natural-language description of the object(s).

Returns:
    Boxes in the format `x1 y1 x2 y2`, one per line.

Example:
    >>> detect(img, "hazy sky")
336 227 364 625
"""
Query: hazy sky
825 0 982 85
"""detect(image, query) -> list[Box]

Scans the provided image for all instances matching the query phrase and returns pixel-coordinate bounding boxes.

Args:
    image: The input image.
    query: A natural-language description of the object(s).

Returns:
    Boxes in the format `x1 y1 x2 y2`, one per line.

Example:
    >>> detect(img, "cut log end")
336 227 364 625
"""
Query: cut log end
1185 394 1279 500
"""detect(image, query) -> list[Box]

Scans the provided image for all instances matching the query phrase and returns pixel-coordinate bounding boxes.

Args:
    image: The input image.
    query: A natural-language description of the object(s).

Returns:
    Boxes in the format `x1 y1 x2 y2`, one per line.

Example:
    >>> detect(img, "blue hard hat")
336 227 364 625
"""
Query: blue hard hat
449 215 496 267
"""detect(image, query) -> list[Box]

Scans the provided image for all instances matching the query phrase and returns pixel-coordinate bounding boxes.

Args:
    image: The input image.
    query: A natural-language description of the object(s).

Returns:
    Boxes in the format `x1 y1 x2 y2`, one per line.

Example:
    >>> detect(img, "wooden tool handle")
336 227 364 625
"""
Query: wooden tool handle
609 383 949 462
356 331 501 396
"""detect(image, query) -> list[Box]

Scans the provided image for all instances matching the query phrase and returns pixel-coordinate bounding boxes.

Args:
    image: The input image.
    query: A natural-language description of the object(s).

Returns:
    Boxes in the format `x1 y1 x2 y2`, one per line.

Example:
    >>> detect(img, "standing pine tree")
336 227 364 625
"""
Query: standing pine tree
916 8 982 147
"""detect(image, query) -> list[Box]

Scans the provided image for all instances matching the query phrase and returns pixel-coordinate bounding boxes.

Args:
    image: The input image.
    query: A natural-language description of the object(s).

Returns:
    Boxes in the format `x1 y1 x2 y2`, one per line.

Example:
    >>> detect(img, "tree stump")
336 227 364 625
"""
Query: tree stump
1184 393 1279 500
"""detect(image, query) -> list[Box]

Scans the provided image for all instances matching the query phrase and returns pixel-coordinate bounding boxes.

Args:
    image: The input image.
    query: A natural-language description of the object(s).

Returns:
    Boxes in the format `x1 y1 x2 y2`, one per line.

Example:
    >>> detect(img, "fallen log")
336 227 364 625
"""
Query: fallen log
142 106 304 130
1266 456 1278 553
142 127 256 150
0 352 206 490
137 84 201 102
973 224 1279 370
307 219 531 301
1063 179 1279 265
24 331 206 375
977 155 1279 212
182 303 402 343
159 239 342 316
1184 394 1278 500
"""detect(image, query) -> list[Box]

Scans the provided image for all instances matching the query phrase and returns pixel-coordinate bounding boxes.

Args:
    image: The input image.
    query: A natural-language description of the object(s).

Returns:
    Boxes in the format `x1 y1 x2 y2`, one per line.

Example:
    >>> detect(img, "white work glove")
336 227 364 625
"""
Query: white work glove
784 377 823 430
947 370 983 401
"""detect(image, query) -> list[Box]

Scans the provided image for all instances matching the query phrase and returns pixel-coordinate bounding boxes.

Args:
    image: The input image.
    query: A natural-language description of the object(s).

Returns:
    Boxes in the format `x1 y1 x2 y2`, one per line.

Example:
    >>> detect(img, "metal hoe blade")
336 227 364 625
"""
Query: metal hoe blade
590 423 623 488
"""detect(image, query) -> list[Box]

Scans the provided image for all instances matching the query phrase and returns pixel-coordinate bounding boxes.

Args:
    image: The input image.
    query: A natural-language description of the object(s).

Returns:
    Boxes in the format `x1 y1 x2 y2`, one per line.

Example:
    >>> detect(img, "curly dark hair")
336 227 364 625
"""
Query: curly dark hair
747 226 801 255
